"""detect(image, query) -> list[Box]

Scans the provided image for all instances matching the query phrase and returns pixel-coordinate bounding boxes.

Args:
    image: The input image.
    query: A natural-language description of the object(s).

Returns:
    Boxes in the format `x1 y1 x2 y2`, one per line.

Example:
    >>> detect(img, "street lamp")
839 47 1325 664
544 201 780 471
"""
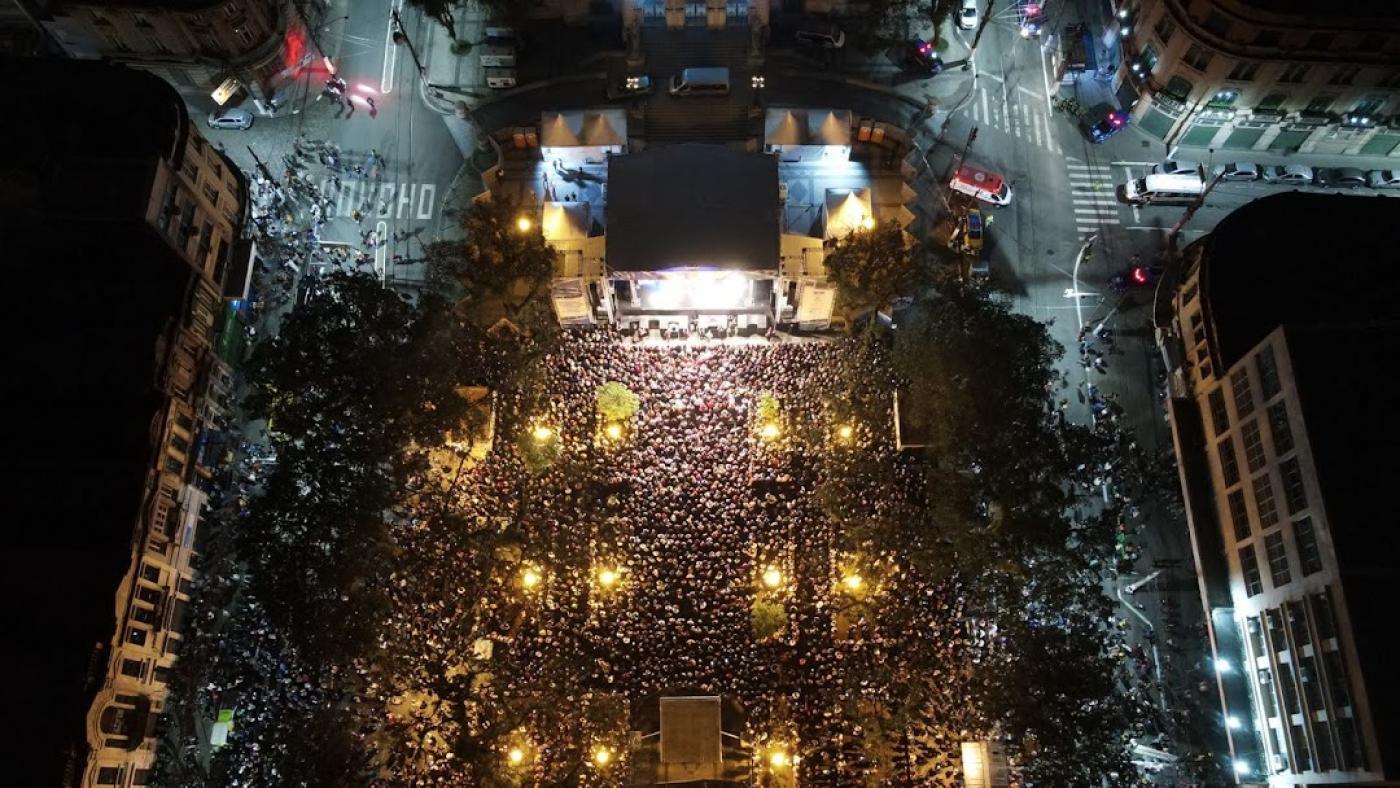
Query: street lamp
521 566 543 590
531 424 555 443
760 422 781 440
604 422 623 440
762 567 783 588
597 567 621 588
592 746 613 766
507 746 526 766
836 424 854 442
768 748 791 768
516 215 533 233
842 573 864 592
860 215 876 231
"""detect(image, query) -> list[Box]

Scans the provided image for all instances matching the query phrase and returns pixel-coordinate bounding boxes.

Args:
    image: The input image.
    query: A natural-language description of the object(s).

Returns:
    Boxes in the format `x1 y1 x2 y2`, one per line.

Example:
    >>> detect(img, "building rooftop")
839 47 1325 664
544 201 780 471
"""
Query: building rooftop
605 144 779 273
1192 192 1400 370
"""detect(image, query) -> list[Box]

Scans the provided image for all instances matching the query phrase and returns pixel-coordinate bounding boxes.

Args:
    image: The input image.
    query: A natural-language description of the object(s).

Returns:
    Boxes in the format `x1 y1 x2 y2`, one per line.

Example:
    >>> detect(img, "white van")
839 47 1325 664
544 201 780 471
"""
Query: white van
1122 173 1203 205
669 67 730 96
949 165 1013 206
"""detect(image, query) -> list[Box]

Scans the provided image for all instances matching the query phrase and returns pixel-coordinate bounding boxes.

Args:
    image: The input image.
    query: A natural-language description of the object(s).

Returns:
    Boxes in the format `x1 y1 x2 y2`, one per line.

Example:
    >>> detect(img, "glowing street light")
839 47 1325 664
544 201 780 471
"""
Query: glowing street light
768 748 791 768
836 424 854 442
760 422 781 440
1226 715 1243 730
516 215 533 233
521 566 542 589
1232 759 1250 775
842 573 864 592
507 746 526 765
1213 657 1233 675
592 746 613 766
860 215 876 231
604 422 623 440
597 567 620 588
531 424 555 443
762 567 783 588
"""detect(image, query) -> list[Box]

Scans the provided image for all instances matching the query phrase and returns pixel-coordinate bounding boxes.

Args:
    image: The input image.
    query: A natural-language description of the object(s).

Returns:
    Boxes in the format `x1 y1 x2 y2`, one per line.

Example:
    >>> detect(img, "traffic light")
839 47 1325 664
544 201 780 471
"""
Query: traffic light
1130 265 1150 286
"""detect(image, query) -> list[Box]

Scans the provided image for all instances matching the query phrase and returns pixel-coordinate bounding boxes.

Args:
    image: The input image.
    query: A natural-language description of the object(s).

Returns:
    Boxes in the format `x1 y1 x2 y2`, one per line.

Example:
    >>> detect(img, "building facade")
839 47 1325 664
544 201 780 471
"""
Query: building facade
25 0 320 113
1117 0 1400 158
1161 193 1399 785
6 59 246 787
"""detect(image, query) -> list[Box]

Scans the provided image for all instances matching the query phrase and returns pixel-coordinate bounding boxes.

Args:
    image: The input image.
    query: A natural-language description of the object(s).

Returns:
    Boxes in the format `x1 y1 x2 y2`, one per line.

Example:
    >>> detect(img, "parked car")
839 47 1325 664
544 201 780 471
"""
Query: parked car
606 73 653 99
1367 169 1400 189
958 0 980 30
1153 159 1201 177
1315 167 1368 189
1261 164 1314 185
207 108 253 130
795 22 845 49
1214 162 1260 182
908 38 944 74
963 208 985 251
1083 103 1129 143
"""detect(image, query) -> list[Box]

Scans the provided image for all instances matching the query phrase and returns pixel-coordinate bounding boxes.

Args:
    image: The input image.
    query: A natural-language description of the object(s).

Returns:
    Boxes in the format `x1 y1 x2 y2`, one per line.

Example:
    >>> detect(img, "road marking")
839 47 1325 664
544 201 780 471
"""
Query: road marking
1111 161 1161 167
1038 39 1054 115
980 89 990 128
375 220 388 285
1017 84 1042 100
981 71 1003 84
381 0 403 95
1031 111 1043 146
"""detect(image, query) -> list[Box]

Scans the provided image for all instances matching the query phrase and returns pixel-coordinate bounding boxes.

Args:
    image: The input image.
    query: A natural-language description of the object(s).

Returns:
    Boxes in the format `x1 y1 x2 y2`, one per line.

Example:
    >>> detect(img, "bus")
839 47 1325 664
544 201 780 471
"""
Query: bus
1122 173 1203 206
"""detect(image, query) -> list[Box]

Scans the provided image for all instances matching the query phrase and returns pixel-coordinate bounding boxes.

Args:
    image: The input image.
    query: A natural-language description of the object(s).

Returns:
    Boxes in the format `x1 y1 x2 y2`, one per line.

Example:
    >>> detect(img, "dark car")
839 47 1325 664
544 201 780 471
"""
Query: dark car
1315 167 1368 189
908 38 944 74
1083 103 1129 143
606 74 653 99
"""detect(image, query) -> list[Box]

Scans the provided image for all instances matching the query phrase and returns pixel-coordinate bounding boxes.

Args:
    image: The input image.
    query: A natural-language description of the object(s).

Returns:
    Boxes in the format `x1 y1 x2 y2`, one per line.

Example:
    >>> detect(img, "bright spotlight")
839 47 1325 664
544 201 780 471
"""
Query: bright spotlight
593 746 612 766
522 567 542 589
598 568 619 587
842 574 864 592
516 215 533 232
860 216 875 230
507 746 525 765
837 425 854 441
1214 658 1232 674
531 425 554 442
760 423 781 440
762 567 783 588
605 422 623 440
1226 715 1242 730
769 749 790 768
1232 759 1249 775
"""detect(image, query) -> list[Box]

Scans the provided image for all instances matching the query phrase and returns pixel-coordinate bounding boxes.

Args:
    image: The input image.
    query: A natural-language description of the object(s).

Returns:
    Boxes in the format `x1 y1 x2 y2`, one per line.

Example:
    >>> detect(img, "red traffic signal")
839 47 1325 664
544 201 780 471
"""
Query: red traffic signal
1130 266 1150 285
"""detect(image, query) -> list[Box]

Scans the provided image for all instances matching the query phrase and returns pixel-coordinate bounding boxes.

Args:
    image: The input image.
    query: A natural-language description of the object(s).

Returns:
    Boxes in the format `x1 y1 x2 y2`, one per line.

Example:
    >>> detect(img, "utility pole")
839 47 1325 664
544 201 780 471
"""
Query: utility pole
390 8 428 80
246 145 279 186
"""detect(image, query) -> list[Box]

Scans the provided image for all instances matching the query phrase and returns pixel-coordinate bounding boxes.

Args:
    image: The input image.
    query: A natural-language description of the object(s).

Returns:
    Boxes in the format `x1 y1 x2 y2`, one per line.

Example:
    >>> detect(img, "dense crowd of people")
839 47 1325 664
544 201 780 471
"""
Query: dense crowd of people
159 300 1206 784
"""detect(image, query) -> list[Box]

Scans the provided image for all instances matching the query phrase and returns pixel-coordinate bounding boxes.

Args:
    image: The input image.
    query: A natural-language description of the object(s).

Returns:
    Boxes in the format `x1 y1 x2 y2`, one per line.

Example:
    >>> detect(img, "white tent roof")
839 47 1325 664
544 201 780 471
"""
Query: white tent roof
541 109 627 148
540 111 584 147
765 109 805 146
582 109 627 146
542 201 590 241
825 187 873 239
808 109 852 145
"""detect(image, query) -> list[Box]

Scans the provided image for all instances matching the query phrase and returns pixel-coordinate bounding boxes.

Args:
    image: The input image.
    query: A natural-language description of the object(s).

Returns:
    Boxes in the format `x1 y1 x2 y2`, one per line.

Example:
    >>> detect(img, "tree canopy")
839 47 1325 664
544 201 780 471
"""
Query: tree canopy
824 223 928 315
424 196 557 318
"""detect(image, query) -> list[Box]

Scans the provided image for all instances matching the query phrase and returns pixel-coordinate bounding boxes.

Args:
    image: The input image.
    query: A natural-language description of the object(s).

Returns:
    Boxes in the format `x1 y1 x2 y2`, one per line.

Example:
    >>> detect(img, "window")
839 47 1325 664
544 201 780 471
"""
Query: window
121 658 145 678
1252 473 1279 529
1311 591 1337 640
96 767 120 786
1254 29 1281 47
1228 490 1251 541
165 457 185 475
1280 64 1314 84
1351 95 1386 116
1153 15 1175 45
1140 44 1159 71
1307 94 1337 113
1307 32 1336 50
1267 401 1294 455
1218 437 1241 487
1240 545 1264 596
1184 44 1214 72
136 586 162 605
1258 93 1288 110
1203 11 1231 38
170 435 190 454
1226 62 1259 82
1209 89 1239 108
1208 388 1230 434
1330 66 1360 86
131 605 157 625
235 26 256 46
1240 420 1266 472
1265 531 1292 587
1293 517 1323 576
141 563 161 582
1164 76 1194 101
176 413 195 432
127 627 147 646
1280 458 1308 513
1254 346 1280 398
1230 367 1254 418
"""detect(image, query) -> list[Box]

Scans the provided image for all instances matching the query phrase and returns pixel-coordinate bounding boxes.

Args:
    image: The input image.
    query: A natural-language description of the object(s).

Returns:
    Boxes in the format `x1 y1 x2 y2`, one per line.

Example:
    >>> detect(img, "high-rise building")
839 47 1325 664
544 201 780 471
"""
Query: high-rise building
1159 192 1400 784
1116 0 1400 158
1 58 248 786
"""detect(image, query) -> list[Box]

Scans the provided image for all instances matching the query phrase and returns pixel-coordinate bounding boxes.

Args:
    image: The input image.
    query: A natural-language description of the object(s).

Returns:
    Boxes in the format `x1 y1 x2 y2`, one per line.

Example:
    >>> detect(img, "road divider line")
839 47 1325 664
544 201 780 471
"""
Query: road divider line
380 0 403 95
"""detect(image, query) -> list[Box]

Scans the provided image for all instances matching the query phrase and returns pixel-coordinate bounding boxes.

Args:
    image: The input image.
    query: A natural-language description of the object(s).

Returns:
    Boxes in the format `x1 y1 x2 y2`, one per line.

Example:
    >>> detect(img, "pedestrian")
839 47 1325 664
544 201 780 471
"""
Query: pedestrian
366 97 378 119
344 96 355 118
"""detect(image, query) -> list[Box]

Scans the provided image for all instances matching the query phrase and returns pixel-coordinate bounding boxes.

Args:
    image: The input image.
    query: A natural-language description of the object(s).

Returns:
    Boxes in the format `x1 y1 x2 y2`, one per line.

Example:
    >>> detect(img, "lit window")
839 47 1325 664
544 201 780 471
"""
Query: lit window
1265 531 1291 588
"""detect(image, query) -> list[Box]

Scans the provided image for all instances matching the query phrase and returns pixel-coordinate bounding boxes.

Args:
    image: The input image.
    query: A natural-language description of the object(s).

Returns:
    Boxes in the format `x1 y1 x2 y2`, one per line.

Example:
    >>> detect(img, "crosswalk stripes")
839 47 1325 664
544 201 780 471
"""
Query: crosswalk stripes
1066 160 1122 235
964 83 1061 153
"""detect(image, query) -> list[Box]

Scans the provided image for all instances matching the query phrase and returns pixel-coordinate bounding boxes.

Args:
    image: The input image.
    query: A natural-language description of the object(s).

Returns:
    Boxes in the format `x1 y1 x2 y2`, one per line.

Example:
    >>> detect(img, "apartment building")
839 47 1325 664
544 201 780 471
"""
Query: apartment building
1117 0 1400 158
14 0 320 113
1160 192 1399 785
2 59 246 786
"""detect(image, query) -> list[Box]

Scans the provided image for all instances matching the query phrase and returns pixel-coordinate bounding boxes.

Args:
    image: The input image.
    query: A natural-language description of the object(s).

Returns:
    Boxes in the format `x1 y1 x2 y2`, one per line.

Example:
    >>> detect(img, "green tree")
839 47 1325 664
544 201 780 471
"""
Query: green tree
595 381 639 423
424 196 556 318
516 428 562 474
824 223 927 315
751 595 787 640
837 0 934 47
